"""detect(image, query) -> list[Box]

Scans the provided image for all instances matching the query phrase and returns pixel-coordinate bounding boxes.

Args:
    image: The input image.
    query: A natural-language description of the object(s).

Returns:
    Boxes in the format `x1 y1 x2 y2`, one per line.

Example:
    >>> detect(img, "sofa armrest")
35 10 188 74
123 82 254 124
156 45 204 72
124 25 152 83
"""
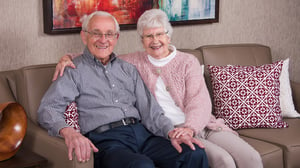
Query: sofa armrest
290 81 300 113
23 119 93 168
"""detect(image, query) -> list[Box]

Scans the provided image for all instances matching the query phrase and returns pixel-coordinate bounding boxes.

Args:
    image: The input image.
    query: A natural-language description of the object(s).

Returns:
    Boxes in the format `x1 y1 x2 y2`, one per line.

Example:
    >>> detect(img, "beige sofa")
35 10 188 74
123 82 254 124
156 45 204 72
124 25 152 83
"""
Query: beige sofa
0 44 299 168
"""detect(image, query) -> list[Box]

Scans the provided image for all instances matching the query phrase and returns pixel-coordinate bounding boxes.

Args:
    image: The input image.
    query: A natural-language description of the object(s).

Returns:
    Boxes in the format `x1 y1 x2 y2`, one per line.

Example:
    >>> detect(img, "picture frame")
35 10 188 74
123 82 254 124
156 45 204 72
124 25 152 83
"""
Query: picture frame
43 0 219 35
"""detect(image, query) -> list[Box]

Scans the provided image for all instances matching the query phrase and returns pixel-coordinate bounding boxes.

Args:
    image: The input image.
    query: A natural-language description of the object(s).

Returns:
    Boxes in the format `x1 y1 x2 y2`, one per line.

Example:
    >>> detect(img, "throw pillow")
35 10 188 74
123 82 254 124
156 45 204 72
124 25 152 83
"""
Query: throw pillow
279 58 300 118
64 101 80 132
208 61 288 129
201 64 204 75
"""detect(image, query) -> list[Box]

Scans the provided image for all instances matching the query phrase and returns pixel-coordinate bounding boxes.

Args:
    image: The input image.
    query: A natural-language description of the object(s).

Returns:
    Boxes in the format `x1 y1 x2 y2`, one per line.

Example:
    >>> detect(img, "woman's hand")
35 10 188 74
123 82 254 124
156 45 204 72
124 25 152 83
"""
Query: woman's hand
52 54 76 81
169 127 194 139
168 130 204 153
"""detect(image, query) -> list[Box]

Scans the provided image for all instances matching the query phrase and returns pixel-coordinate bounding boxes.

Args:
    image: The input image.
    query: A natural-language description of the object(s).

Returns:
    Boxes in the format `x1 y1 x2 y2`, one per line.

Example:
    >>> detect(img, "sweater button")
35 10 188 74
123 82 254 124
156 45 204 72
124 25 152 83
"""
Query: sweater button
166 86 170 91
156 68 161 74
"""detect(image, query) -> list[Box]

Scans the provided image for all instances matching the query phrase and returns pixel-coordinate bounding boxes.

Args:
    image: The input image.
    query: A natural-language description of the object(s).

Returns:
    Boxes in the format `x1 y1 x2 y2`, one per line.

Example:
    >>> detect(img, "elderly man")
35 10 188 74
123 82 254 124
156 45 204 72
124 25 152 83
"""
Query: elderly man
38 11 208 168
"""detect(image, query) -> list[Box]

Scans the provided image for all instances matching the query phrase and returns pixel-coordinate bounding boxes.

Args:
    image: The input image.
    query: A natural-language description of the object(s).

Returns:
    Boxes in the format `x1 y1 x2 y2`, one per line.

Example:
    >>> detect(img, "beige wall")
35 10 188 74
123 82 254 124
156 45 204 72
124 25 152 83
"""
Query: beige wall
0 0 299 82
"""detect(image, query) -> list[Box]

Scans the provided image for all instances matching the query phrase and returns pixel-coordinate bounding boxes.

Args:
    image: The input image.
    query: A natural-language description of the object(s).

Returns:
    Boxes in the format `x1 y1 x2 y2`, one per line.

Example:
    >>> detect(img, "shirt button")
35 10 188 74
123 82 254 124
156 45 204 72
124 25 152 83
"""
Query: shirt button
112 84 115 87
105 70 108 74
115 99 119 103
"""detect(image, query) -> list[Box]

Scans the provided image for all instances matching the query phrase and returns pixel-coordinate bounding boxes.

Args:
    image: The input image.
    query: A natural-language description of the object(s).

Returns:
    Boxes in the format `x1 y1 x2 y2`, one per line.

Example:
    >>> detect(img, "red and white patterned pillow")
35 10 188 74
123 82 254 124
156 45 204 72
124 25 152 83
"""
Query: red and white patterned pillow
64 101 80 132
208 61 288 129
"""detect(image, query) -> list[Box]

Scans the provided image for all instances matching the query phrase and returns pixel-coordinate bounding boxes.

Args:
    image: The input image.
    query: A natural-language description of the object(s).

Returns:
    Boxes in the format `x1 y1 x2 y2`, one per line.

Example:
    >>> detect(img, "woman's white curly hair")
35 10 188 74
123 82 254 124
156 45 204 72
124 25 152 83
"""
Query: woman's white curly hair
137 9 173 38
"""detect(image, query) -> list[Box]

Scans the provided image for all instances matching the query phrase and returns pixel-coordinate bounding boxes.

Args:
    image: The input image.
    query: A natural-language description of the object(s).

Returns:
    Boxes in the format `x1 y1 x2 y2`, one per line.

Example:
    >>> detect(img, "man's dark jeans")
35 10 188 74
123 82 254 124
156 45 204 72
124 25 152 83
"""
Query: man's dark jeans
86 123 208 168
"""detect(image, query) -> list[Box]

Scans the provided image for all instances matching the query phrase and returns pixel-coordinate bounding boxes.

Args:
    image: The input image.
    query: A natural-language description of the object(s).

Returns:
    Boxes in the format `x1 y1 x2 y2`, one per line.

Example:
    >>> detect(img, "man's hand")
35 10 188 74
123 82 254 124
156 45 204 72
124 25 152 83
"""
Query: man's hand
52 55 75 81
168 130 204 153
60 127 98 162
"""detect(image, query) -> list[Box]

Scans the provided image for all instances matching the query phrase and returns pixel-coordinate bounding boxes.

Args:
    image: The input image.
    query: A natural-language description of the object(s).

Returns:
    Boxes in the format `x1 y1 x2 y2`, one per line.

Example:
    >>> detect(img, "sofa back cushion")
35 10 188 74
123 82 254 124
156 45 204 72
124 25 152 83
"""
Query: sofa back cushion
0 70 17 103
15 64 56 124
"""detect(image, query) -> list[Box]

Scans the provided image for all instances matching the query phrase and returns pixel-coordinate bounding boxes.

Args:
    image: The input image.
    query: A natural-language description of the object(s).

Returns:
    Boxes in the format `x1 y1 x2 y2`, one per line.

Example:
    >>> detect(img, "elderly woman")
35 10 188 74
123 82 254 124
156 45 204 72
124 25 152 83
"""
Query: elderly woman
54 9 263 168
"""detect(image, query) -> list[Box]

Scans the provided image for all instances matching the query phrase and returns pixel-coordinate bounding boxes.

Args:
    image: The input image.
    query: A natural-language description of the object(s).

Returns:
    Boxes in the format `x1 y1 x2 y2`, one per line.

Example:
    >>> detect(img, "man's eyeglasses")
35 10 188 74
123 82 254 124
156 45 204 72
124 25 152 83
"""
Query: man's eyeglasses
141 31 168 41
84 30 118 40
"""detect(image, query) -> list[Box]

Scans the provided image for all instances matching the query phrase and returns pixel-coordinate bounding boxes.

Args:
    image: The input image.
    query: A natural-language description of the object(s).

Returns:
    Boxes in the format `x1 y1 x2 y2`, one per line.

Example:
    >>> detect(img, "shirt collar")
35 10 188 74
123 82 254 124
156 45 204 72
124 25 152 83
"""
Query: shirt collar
83 47 117 66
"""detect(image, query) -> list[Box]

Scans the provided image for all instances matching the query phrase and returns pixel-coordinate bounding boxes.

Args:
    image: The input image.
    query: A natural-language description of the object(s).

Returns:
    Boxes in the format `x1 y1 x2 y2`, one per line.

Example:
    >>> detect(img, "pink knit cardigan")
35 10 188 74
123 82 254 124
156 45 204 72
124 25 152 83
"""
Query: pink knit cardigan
119 50 235 135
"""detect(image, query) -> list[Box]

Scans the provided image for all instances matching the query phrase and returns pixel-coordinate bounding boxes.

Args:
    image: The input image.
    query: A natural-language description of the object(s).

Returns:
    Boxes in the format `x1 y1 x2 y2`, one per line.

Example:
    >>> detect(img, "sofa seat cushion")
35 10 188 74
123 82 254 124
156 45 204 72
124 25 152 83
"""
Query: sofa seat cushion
238 118 300 168
240 136 283 168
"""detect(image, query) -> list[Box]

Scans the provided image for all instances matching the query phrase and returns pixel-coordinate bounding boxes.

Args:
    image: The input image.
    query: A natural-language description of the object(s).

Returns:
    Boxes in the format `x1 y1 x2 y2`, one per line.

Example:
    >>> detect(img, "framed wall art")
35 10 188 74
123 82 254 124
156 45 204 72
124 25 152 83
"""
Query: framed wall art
43 0 219 34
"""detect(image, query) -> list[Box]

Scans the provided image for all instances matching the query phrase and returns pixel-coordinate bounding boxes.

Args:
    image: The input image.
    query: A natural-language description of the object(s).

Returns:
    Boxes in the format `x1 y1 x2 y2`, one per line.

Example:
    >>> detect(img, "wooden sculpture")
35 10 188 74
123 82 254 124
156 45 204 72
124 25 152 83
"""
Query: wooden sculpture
0 102 27 161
